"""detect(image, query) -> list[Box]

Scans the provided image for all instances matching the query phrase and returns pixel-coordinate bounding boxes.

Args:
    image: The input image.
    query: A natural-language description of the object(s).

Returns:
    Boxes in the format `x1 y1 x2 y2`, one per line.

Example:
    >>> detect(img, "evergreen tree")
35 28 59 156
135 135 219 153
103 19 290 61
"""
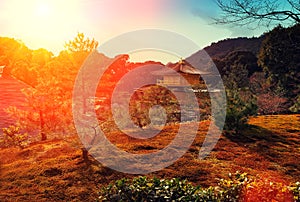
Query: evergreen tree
258 24 300 107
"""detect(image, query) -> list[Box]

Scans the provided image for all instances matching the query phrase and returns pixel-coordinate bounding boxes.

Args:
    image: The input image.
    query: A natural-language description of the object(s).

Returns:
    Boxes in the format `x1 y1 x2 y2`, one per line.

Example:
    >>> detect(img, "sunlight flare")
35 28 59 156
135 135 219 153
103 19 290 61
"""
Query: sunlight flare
2 0 83 52
35 1 52 18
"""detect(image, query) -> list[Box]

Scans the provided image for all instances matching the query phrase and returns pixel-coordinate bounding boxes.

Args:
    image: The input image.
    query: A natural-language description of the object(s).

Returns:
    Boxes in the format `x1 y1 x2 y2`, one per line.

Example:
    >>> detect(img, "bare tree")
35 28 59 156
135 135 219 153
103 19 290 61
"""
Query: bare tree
215 0 300 27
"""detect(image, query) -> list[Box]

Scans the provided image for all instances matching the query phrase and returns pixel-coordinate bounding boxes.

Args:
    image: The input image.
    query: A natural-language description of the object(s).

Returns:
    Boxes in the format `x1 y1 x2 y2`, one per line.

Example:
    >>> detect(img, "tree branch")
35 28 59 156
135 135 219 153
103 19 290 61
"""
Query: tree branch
215 0 300 27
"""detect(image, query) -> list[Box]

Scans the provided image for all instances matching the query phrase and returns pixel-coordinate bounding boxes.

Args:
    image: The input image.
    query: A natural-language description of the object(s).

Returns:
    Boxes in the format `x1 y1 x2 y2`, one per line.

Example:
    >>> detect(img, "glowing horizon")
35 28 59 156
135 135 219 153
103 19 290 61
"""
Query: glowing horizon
0 0 268 63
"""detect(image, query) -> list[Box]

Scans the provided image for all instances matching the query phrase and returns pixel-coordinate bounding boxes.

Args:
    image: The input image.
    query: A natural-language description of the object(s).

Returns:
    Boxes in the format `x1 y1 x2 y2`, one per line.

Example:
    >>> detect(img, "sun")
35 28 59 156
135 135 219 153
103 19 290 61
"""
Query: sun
35 2 52 18
3 0 83 53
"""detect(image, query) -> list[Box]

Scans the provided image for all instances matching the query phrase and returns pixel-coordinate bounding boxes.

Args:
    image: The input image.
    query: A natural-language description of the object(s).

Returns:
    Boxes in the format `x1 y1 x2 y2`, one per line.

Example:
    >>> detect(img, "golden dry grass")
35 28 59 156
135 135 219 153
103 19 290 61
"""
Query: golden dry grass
0 115 299 201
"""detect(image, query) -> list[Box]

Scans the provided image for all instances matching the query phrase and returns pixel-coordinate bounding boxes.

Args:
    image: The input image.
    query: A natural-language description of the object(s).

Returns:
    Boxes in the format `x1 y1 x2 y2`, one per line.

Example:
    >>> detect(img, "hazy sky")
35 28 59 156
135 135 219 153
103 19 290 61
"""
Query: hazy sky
0 0 271 62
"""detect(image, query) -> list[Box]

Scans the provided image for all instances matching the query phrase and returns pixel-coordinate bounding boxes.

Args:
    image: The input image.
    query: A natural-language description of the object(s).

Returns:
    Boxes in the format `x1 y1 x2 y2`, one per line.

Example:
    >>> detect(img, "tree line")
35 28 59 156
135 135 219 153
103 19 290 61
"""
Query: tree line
0 22 299 146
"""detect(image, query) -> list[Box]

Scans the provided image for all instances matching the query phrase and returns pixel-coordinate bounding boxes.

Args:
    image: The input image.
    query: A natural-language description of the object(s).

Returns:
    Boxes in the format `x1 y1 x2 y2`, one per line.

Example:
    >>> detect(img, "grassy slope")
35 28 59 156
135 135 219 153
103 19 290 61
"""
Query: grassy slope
0 115 299 201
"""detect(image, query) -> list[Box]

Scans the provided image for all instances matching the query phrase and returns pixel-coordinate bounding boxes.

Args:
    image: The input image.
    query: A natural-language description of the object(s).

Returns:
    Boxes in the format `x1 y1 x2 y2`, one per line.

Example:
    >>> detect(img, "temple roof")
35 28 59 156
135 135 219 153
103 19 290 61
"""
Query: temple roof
152 60 210 76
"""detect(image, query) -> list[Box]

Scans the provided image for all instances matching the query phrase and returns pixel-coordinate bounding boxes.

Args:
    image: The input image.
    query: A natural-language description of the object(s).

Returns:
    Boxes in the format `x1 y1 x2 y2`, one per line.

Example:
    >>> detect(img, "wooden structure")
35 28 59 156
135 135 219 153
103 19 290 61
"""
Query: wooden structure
153 60 209 87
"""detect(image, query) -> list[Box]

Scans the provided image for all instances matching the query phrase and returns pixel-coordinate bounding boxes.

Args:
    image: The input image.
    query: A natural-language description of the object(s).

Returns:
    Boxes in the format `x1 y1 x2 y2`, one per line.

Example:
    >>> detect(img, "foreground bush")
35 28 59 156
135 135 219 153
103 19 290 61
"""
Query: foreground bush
1 125 28 149
224 89 257 133
98 173 300 202
242 177 296 202
291 182 300 202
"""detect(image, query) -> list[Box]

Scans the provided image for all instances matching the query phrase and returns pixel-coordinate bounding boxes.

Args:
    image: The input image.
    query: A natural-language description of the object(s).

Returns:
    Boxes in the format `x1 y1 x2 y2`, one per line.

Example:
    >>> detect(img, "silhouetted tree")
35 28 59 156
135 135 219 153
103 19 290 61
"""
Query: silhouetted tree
65 32 98 53
216 0 300 27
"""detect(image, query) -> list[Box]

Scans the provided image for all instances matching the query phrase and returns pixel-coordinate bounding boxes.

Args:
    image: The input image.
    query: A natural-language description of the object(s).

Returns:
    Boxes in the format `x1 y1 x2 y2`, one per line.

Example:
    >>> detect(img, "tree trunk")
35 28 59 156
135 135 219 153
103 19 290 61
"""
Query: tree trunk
82 148 89 164
39 110 47 141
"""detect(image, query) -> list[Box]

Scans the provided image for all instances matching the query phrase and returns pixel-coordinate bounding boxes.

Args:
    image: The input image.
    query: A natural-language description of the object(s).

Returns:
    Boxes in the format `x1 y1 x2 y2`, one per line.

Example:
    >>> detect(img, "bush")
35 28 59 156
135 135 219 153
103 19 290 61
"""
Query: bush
97 173 300 202
1 125 29 149
97 172 249 202
217 172 249 201
242 178 295 202
98 176 205 202
291 182 300 202
225 89 257 133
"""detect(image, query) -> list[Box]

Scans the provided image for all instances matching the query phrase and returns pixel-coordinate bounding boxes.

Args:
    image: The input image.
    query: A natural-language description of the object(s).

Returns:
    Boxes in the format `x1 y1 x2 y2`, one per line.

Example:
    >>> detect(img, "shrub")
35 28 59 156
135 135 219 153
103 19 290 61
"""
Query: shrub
290 182 300 202
1 125 29 149
98 176 205 201
97 173 249 202
217 172 250 201
242 178 295 202
225 89 257 133
256 93 288 115
249 72 289 114
97 173 299 202
289 95 300 113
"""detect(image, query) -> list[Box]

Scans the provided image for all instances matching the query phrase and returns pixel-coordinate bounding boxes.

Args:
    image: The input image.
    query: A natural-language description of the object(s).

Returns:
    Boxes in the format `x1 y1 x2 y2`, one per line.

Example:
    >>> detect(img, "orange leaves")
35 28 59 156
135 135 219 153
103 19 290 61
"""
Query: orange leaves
242 176 294 202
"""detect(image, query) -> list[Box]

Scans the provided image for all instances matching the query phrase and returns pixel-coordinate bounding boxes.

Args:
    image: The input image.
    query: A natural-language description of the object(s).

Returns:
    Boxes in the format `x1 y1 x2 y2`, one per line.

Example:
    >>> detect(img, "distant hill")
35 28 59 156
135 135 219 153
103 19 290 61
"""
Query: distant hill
185 36 264 77
203 36 264 59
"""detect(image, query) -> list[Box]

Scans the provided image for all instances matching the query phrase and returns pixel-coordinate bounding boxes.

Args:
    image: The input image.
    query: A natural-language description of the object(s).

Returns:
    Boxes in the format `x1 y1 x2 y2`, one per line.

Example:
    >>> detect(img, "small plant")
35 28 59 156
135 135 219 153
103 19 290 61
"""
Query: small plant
217 172 250 201
1 125 29 149
290 182 300 202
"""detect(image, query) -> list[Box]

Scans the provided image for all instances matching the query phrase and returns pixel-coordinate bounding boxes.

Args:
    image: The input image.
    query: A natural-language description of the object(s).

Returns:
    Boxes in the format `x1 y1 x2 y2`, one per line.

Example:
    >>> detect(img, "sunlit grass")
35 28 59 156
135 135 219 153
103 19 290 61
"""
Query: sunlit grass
0 115 299 201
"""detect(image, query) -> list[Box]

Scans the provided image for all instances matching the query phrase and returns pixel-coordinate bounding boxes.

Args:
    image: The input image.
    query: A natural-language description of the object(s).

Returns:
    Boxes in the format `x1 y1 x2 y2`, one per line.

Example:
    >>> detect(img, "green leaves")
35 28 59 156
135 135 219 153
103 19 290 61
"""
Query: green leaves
98 176 205 201
97 175 241 202
291 182 300 201
98 174 300 202
224 88 258 133
258 24 300 103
